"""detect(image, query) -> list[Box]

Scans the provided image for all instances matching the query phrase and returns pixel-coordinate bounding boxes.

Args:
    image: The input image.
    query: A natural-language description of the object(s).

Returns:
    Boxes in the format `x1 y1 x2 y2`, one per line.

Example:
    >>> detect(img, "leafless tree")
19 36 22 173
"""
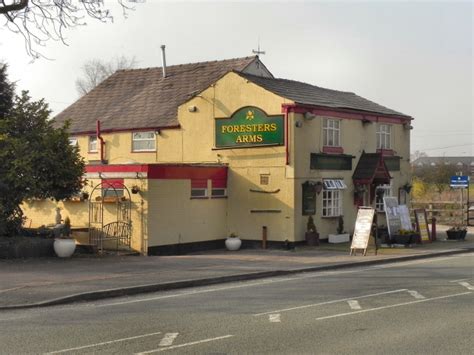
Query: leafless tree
0 0 142 59
75 56 137 96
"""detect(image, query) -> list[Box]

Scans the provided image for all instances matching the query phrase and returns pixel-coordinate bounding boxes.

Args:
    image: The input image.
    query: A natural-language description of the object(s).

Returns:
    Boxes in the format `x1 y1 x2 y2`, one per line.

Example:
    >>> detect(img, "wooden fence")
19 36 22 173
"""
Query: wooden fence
411 201 473 226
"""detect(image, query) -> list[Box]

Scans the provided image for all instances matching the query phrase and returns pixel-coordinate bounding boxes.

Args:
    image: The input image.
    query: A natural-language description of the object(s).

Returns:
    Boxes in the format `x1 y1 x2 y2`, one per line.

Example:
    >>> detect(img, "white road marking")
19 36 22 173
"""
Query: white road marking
253 289 407 316
316 292 472 321
0 286 26 294
407 290 426 299
136 334 234 354
347 300 362 310
269 314 281 322
449 278 471 283
458 282 474 290
159 333 179 347
91 253 470 308
46 331 162 354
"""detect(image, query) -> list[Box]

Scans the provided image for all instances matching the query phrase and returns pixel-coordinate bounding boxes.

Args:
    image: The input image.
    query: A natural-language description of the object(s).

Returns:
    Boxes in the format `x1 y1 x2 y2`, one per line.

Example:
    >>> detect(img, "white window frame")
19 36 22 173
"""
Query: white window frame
191 188 208 198
323 118 341 147
375 184 392 212
69 137 78 147
376 124 392 149
322 179 345 217
132 131 156 152
88 136 97 152
211 188 227 198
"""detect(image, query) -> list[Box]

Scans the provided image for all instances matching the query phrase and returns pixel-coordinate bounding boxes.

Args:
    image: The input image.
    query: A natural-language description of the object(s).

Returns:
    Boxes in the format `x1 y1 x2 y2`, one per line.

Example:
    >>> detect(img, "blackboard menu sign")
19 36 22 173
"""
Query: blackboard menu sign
383 197 401 237
350 207 375 255
302 181 317 216
415 209 431 243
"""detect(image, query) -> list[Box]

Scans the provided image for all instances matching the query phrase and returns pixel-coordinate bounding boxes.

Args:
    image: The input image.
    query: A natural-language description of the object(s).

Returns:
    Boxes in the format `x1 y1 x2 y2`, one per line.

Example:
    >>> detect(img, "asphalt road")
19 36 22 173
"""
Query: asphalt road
1 253 473 354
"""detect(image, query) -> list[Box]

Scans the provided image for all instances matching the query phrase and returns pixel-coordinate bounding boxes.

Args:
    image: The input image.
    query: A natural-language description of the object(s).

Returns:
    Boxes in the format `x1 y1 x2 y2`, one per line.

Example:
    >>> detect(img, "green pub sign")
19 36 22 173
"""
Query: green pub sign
215 107 284 148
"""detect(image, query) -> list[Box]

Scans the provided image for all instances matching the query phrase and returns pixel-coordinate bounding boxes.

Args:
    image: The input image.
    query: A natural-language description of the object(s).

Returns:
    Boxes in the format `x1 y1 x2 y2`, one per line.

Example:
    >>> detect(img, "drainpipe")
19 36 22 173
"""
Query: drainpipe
96 120 105 163
284 106 290 165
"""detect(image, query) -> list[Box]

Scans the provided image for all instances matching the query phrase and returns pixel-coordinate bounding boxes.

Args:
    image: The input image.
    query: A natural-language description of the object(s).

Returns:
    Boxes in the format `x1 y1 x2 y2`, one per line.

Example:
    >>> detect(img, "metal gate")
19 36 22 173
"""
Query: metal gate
88 181 132 253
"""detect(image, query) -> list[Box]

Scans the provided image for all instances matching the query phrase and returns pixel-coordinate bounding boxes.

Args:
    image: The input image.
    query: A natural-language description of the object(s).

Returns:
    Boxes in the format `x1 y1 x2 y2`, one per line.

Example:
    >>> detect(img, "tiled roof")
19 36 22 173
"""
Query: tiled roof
54 56 260 134
413 157 474 166
237 72 411 118
353 152 391 184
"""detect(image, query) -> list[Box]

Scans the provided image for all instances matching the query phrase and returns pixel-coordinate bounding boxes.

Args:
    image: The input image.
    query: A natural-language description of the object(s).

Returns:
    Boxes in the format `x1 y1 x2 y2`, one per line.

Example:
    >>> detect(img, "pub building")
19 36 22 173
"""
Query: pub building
22 55 412 255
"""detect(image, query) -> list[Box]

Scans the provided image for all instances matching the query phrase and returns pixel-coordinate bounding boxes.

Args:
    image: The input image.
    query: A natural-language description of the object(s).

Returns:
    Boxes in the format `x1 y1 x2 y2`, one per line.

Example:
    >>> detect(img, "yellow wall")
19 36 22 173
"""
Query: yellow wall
291 112 411 239
147 180 227 246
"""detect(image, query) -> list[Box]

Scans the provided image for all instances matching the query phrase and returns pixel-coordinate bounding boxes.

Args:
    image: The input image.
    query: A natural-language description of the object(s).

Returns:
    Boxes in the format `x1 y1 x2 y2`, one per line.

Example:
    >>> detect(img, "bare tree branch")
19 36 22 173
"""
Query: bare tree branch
1 0 141 60
75 55 137 96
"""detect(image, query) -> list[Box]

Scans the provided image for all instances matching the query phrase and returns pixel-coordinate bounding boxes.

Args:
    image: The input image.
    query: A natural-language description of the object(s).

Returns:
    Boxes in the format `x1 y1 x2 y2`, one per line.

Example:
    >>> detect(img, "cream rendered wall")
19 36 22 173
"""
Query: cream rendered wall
147 180 227 246
163 72 296 242
71 132 161 164
22 177 149 254
292 113 411 240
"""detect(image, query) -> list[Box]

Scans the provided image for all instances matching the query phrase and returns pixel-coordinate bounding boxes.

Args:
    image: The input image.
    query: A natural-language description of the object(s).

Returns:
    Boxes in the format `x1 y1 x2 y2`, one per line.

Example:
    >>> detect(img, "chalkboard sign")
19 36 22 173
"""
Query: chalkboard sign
302 181 317 216
398 205 412 230
384 197 401 237
415 209 431 243
350 207 375 255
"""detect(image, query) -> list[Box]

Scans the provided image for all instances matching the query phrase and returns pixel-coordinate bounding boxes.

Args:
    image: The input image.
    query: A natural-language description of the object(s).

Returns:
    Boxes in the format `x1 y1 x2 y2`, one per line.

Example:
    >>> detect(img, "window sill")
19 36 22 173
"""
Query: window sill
211 196 228 199
190 196 209 200
132 150 157 153
88 151 98 154
321 215 343 219
322 146 344 154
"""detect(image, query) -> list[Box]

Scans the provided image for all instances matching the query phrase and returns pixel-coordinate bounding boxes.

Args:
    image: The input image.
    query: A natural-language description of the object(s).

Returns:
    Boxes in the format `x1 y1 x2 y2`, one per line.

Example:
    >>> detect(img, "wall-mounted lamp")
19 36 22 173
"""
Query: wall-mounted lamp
403 123 413 130
131 185 140 194
295 121 303 128
188 105 197 112
304 112 316 120
315 181 323 194
362 118 372 125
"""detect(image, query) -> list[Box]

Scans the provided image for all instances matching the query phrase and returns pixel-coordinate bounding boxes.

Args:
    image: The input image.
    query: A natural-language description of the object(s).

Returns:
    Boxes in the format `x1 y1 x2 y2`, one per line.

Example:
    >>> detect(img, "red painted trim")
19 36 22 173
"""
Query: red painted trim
85 164 149 173
322 146 344 154
282 103 412 124
376 149 395 156
101 179 124 188
71 125 181 136
85 164 228 187
191 179 207 188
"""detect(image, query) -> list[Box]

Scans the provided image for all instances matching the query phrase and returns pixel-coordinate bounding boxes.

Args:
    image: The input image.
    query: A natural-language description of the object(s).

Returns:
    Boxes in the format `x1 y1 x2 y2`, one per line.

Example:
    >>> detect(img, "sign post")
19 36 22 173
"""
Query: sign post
350 207 375 256
450 175 470 227
383 197 401 238
414 209 431 243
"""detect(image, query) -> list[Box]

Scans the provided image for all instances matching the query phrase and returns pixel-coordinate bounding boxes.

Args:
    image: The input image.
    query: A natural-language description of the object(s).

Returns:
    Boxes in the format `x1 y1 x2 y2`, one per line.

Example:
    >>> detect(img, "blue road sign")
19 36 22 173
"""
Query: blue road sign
450 175 469 188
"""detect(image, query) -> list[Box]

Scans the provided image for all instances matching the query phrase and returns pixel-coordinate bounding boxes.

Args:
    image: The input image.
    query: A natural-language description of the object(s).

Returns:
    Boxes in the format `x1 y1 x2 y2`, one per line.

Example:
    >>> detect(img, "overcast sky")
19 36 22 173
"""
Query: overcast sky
1 0 472 156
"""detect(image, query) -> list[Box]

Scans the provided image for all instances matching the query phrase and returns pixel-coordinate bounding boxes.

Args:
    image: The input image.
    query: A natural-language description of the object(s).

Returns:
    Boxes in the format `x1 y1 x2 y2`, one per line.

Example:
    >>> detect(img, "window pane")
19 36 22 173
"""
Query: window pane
191 188 207 198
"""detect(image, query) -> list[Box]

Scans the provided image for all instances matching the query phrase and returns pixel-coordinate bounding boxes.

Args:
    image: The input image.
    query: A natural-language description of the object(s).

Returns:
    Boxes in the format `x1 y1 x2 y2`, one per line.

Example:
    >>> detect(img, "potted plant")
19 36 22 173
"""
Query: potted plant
392 229 420 245
446 226 467 241
305 216 319 246
225 233 242 251
328 216 350 243
53 216 76 258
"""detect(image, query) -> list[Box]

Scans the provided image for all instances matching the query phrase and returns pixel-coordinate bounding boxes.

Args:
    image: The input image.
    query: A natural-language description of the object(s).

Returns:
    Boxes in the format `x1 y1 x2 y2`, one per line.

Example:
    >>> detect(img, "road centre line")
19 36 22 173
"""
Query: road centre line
269 314 281 322
46 331 162 354
347 300 362 310
449 278 472 283
136 335 234 354
79 254 469 309
316 292 472 321
458 282 474 290
253 289 407 316
159 333 179 347
407 290 426 299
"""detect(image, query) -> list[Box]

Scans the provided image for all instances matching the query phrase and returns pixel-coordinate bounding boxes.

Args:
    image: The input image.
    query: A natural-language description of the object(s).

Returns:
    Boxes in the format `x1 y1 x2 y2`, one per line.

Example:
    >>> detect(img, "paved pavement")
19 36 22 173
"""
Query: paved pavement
0 225 473 310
